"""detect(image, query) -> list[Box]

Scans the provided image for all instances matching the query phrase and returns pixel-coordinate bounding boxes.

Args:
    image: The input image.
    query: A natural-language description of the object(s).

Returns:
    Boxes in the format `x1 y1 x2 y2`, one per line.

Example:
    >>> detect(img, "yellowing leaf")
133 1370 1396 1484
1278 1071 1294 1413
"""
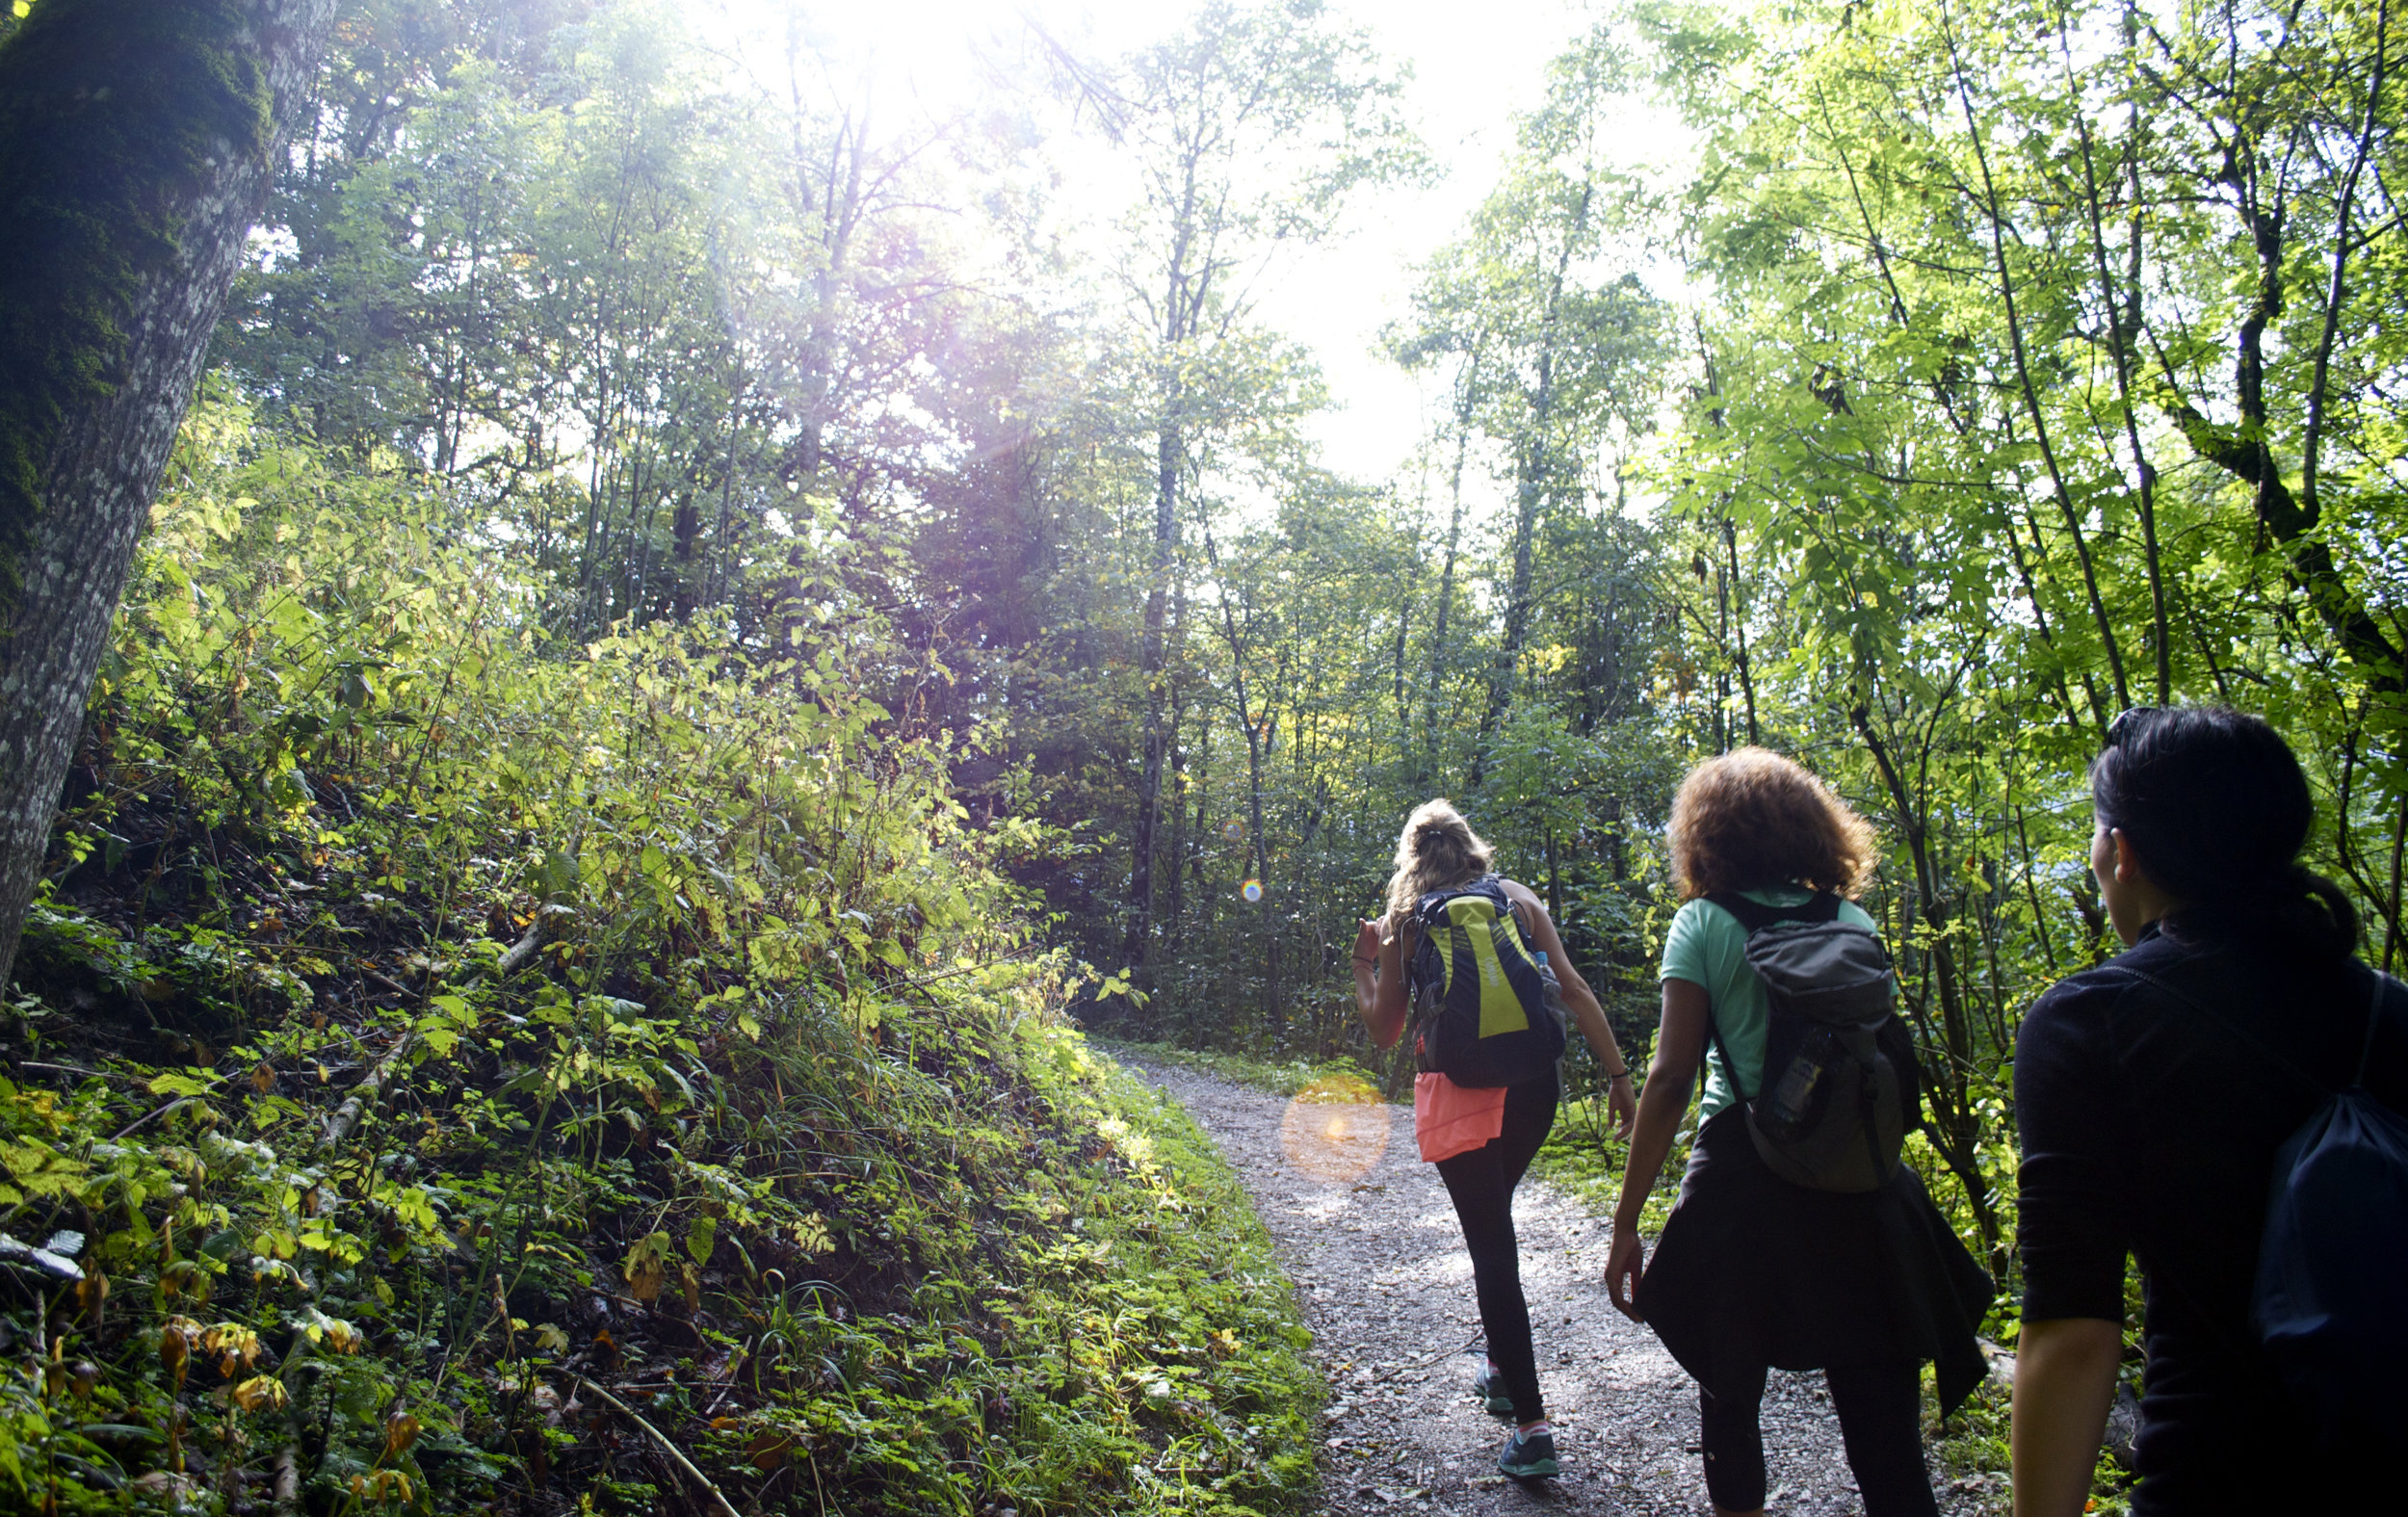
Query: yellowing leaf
301 1307 361 1353
202 1322 263 1375
231 1374 289 1413
623 1232 674 1302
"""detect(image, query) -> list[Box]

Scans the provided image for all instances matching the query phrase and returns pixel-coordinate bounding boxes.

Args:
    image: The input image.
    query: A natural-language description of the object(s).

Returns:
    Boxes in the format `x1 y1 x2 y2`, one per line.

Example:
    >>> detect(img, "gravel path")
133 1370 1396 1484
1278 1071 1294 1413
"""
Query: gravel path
1122 1056 1999 1517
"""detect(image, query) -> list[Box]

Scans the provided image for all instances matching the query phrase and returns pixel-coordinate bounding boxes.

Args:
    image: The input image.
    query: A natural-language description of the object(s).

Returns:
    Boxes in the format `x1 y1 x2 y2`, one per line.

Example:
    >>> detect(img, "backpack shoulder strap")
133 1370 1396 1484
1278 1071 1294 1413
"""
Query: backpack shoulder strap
2353 968 2403 1087
1700 1007 1757 1106
1703 889 1842 933
1416 874 1505 918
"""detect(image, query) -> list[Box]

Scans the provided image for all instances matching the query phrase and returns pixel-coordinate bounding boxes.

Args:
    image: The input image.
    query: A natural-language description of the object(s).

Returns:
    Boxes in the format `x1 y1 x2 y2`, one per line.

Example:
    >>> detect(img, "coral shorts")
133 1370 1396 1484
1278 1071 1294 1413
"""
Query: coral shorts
1413 1070 1507 1163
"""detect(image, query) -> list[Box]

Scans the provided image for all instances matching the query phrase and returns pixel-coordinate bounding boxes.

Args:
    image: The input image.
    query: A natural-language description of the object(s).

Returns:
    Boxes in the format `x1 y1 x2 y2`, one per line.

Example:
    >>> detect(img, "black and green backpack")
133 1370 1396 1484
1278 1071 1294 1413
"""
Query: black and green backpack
1704 891 1922 1192
1407 876 1566 1088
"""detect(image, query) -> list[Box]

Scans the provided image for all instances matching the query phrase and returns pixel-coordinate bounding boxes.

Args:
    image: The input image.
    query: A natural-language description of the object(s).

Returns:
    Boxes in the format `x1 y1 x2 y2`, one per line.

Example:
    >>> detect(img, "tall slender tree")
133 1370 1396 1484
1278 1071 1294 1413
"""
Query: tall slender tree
1095 0 1419 979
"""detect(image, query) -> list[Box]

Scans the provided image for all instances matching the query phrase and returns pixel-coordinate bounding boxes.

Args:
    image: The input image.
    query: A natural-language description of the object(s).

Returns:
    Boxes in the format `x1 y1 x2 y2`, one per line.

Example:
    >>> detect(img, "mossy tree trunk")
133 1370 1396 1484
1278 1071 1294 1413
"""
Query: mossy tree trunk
0 0 335 989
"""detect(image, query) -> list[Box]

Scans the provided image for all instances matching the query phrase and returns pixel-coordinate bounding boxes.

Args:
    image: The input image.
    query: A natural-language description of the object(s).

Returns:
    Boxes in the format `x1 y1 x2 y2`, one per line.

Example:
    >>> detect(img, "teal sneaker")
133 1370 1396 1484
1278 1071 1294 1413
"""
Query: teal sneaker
1468 1357 1514 1418
1497 1425 1558 1480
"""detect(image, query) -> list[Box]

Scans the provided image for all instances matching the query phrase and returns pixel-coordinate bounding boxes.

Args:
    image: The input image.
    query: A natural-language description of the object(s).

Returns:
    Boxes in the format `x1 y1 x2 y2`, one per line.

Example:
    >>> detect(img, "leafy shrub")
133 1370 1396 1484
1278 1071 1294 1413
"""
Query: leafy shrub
0 394 1319 1516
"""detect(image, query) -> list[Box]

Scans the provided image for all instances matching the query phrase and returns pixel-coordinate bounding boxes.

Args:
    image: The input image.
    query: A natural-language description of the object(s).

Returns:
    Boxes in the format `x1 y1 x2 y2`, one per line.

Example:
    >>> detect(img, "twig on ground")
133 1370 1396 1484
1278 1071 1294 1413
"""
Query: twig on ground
272 1442 301 1510
497 903 576 978
320 1032 413 1150
574 1373 744 1517
1402 1330 1488 1372
112 1097 194 1141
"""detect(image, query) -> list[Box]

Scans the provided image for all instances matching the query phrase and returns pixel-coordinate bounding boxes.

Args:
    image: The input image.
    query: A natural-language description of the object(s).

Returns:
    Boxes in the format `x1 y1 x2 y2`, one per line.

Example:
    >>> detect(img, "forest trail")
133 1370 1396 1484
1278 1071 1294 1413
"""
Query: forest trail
1121 1055 1994 1516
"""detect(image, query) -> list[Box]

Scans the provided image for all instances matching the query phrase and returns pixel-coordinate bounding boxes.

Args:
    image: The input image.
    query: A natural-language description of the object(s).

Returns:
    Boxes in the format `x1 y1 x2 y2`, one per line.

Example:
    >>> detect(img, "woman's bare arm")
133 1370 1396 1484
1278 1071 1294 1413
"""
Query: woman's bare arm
2010 1317 2120 1517
1502 880 1635 1136
1349 916 1409 1050
1603 977 1711 1318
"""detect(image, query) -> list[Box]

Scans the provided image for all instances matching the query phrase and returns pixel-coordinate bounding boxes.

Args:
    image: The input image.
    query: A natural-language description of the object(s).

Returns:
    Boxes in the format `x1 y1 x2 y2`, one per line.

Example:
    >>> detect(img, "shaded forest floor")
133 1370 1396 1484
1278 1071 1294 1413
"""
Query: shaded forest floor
1115 1053 2012 1516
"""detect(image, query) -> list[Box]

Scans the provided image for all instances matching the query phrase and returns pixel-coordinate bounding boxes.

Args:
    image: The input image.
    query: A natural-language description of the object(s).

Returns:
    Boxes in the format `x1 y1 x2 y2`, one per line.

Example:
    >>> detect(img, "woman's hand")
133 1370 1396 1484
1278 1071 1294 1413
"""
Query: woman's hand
1606 1072 1638 1139
1604 1227 1646 1321
1352 917 1383 967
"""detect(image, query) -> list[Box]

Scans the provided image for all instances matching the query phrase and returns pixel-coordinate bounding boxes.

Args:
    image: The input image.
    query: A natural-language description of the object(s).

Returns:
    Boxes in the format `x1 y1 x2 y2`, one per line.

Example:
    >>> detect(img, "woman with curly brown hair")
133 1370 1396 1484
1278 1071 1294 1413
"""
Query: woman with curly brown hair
1601 749 1989 1517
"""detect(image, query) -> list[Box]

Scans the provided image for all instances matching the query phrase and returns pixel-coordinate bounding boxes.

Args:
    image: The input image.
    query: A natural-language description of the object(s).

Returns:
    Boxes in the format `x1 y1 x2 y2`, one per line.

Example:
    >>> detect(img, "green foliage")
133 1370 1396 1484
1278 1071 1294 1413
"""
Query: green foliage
1597 0 2408 1297
0 396 1321 1515
1088 1040 1381 1102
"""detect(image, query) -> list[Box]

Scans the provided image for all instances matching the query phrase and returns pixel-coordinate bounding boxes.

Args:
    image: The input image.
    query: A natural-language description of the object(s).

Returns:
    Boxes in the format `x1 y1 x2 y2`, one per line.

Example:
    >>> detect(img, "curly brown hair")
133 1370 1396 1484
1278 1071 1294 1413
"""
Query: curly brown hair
1667 747 1876 900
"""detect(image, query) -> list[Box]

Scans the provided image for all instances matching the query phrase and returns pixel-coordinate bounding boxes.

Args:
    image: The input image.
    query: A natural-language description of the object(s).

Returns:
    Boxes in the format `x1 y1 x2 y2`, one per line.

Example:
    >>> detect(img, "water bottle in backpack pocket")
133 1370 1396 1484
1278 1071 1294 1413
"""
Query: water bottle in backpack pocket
1704 891 1922 1193
1758 1024 1845 1144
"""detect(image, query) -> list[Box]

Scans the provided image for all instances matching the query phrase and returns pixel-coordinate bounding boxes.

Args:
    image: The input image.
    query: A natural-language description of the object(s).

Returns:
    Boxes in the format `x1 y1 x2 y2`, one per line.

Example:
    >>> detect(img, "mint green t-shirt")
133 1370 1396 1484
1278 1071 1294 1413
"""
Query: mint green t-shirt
1659 886 1880 1121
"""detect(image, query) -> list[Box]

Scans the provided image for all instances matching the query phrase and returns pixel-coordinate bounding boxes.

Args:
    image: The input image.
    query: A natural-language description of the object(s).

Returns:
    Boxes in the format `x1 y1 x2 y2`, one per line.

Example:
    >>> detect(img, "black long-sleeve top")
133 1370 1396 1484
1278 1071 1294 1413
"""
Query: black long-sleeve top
2014 920 2406 1512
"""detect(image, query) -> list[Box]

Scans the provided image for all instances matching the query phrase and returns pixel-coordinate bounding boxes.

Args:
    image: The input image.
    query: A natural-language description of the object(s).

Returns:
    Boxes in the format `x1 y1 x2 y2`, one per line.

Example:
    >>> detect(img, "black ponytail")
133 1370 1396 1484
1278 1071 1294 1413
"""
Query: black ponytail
2090 705 2359 960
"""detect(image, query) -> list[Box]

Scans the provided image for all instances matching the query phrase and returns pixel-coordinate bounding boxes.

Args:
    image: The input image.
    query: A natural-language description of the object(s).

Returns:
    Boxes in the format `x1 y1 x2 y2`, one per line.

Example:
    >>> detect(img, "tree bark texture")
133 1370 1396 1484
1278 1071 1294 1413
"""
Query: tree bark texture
0 0 336 989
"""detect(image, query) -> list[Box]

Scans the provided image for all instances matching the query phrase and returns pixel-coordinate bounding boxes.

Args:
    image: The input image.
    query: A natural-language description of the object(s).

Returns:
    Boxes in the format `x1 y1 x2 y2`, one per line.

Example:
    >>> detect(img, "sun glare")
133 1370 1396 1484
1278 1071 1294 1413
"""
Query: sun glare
694 0 1671 488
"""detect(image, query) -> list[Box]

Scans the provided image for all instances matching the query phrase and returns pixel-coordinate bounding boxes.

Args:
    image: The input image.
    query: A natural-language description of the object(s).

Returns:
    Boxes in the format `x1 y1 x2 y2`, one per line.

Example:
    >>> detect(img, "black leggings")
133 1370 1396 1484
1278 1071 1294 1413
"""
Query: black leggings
1432 1069 1558 1425
1698 1359 1936 1516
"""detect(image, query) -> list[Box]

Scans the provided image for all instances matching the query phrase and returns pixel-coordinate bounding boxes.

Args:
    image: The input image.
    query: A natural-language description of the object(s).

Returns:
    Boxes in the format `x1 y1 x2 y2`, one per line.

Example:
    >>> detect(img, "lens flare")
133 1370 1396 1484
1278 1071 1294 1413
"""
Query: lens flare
1222 820 1243 842
1242 878 1264 902
1279 1072 1390 1182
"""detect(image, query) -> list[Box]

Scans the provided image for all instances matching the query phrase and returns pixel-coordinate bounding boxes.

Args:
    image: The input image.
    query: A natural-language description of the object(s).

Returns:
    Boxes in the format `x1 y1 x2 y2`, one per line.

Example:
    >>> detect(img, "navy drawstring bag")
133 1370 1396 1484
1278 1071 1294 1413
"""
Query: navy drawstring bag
2109 964 2408 1444
2249 972 2408 1442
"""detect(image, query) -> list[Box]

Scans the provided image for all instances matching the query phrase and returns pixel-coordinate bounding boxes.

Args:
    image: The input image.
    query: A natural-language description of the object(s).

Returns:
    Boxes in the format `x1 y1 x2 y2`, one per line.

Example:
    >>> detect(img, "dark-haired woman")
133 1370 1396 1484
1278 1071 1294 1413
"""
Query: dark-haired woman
2011 706 2406 1515
1350 798 1636 1480
1603 748 1990 1517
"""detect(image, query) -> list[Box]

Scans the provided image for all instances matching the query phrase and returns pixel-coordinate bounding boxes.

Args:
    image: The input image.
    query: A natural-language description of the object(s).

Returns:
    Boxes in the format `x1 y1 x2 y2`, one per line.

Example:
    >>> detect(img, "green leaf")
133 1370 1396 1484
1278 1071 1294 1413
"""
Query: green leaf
685 1215 717 1267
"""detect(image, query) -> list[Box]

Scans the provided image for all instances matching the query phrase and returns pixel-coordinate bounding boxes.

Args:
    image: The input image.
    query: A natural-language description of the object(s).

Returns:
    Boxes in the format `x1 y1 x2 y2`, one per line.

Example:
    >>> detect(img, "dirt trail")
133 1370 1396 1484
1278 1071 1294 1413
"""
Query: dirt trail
1121 1056 1995 1516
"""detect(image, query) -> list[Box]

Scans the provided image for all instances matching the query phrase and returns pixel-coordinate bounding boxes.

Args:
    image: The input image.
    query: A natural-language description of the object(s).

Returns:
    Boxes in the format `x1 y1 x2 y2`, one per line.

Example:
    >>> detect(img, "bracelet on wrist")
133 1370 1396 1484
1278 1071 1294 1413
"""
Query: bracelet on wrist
1352 955 1376 967
1609 1069 1631 1081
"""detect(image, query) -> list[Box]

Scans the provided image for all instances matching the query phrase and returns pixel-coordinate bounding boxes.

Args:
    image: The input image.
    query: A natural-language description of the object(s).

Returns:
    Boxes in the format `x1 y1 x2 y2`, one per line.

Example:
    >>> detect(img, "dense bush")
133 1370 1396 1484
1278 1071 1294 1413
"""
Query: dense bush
0 395 1321 1516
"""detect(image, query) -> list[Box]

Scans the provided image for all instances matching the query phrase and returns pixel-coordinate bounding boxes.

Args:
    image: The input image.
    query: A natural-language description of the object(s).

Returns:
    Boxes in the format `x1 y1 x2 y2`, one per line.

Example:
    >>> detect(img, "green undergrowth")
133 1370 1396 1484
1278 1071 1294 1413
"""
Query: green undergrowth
0 393 1320 1516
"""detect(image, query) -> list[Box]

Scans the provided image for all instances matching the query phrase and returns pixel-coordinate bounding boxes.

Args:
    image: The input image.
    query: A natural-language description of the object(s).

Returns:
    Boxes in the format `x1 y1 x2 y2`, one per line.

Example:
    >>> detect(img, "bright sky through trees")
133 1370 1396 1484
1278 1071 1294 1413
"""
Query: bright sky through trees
701 0 1687 483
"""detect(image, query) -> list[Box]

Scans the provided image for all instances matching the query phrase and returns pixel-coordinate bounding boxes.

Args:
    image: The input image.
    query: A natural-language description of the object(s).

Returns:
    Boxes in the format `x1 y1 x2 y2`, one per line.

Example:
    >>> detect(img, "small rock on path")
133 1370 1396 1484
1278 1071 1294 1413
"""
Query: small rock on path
1123 1056 1991 1517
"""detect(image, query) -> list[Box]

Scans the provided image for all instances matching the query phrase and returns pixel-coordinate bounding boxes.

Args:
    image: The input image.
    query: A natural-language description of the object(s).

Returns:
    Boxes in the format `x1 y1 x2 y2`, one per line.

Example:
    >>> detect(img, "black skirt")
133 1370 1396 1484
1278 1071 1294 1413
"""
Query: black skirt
1635 1107 1995 1413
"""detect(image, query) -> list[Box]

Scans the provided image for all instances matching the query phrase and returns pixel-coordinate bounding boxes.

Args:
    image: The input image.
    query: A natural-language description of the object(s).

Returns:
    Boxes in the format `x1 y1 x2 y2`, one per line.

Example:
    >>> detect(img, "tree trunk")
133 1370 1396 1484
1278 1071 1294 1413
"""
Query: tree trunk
1418 411 1472 791
0 0 336 990
1125 405 1181 975
1469 382 1549 787
1852 701 2007 1279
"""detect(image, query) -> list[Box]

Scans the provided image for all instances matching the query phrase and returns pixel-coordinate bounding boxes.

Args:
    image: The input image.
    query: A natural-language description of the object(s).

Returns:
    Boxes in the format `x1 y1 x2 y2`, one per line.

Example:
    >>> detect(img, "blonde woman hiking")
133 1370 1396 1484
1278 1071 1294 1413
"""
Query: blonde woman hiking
1349 798 1636 1481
